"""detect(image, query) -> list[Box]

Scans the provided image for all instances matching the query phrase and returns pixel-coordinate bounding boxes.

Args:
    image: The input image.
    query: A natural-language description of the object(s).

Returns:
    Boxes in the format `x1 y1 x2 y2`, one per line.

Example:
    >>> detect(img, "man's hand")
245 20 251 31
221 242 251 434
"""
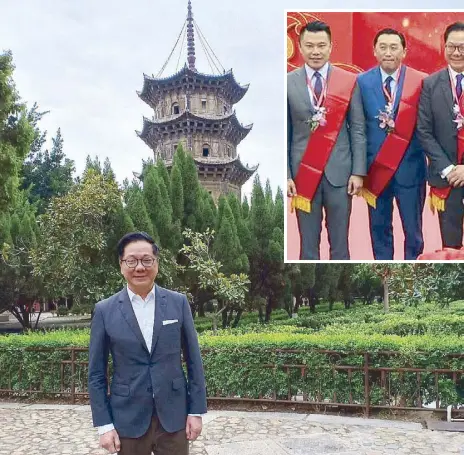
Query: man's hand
99 429 121 453
287 179 297 197
186 415 202 441
447 165 464 187
347 175 363 196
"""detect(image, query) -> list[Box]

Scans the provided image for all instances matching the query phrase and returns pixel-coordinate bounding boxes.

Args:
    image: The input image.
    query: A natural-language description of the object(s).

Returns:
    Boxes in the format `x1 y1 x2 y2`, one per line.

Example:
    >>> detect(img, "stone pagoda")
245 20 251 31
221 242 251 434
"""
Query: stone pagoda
136 0 256 200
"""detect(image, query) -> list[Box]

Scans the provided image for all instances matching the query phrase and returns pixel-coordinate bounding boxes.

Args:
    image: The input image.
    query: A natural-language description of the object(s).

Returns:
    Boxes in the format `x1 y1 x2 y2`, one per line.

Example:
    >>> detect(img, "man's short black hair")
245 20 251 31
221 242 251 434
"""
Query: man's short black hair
374 28 406 49
117 232 159 259
444 22 464 42
299 21 332 43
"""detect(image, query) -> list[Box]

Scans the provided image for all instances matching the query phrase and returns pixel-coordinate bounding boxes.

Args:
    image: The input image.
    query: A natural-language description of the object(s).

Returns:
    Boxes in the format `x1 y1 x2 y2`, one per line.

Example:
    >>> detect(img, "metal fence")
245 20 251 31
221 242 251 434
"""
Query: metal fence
0 347 462 417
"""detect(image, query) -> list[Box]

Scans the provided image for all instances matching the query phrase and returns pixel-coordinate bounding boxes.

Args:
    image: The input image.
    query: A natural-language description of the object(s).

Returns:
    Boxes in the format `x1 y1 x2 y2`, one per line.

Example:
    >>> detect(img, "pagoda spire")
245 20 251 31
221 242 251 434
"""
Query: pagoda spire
187 0 196 71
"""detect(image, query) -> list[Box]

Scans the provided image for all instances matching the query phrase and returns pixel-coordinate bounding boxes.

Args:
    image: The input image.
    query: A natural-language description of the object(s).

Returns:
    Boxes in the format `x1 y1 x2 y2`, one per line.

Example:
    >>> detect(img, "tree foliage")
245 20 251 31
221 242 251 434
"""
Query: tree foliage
31 170 123 306
0 51 35 212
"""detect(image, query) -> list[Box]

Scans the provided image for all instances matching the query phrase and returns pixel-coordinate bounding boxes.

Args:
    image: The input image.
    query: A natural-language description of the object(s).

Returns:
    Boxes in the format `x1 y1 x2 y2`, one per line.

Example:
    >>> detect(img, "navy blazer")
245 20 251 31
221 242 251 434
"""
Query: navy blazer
357 65 426 187
88 285 207 438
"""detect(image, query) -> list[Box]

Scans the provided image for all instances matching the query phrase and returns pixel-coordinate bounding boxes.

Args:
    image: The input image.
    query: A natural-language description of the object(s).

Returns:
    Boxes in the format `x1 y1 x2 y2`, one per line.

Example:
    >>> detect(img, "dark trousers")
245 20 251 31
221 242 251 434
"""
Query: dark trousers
438 186 464 248
296 175 352 260
368 180 425 260
118 417 188 455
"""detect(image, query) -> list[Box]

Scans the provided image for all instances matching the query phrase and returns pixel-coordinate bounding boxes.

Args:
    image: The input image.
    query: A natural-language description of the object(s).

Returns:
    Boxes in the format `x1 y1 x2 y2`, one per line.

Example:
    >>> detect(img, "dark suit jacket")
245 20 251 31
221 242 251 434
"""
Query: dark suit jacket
417 68 458 188
357 65 426 187
88 285 207 438
287 64 366 186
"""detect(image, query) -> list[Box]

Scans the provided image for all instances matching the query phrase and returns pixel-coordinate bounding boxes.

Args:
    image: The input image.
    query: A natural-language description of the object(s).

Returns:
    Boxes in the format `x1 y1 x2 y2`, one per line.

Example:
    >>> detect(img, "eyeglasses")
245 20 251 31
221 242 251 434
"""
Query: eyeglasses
445 43 464 54
121 257 158 268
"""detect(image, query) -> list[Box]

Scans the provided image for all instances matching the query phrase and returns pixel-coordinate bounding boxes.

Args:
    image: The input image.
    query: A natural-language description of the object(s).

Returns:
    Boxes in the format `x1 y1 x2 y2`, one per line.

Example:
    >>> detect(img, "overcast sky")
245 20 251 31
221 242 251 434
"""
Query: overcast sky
0 1 460 198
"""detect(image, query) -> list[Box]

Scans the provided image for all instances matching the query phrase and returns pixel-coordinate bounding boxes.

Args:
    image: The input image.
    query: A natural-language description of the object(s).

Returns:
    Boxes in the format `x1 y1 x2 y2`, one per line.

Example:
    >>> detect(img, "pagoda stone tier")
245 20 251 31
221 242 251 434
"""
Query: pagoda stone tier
136 1 257 200
138 110 251 161
190 157 256 201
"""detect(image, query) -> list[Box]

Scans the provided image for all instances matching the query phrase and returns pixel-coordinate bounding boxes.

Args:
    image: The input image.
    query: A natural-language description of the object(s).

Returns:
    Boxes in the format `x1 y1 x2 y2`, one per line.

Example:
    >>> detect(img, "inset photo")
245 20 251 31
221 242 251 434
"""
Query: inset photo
286 11 464 261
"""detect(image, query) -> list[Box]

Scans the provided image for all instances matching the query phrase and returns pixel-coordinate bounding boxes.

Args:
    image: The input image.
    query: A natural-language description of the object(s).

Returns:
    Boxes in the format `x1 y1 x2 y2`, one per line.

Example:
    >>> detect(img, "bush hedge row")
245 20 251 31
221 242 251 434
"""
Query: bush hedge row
0 329 462 408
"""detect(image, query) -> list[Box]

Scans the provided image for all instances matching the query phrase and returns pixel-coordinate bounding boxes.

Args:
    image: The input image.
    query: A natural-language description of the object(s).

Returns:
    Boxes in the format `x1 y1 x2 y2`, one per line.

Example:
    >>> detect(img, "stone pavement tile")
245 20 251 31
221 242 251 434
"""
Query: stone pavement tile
1 406 464 454
275 433 347 454
25 404 81 410
212 410 307 420
201 411 221 425
74 405 91 412
0 402 27 409
305 414 422 431
205 439 288 455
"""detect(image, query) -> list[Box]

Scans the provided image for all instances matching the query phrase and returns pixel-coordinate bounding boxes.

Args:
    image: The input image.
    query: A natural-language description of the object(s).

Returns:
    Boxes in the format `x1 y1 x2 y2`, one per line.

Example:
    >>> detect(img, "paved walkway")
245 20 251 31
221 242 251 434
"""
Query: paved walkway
0 403 463 454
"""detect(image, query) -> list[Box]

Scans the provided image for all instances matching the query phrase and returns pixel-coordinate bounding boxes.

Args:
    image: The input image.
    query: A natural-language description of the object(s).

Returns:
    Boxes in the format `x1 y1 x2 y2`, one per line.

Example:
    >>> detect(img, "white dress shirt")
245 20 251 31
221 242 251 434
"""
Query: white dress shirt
441 66 464 178
304 62 329 105
97 285 200 437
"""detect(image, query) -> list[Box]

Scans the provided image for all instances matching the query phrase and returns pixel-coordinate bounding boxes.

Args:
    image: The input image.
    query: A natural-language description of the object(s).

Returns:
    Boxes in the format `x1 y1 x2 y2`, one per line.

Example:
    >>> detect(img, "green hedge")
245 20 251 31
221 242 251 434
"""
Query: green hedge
0 330 462 408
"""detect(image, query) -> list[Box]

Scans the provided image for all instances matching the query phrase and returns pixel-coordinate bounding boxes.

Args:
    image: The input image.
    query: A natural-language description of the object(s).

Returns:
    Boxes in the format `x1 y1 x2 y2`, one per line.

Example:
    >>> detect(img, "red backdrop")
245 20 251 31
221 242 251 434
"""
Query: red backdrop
286 12 463 260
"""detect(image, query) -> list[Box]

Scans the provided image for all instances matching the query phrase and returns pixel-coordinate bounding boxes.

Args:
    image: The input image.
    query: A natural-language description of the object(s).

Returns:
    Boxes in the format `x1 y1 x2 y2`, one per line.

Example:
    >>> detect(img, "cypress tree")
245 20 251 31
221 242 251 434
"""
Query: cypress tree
216 195 227 233
156 159 171 200
242 195 250 219
102 157 116 181
274 187 284 232
197 189 216 232
19 212 37 249
249 175 273 254
173 143 186 174
170 163 184 224
0 214 13 246
123 211 135 233
181 153 200 230
213 198 248 274
126 190 157 241
264 178 273 208
10 213 21 246
227 193 242 223
144 166 174 250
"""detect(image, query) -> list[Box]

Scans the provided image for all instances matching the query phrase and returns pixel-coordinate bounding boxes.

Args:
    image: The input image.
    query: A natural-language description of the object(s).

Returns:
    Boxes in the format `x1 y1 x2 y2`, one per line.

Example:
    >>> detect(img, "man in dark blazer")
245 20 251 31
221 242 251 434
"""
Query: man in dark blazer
357 28 426 259
287 20 366 260
88 232 207 455
417 22 464 249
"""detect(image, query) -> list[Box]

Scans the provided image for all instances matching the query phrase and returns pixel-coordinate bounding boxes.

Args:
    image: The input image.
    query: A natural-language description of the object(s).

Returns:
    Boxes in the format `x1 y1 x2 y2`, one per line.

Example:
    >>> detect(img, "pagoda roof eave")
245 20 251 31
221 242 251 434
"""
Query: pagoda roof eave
138 110 252 140
193 156 258 176
139 66 248 105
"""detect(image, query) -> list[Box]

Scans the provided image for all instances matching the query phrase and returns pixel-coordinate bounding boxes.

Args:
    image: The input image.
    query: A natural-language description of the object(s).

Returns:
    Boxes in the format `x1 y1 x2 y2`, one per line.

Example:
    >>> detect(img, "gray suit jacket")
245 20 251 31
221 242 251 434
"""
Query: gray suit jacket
88 285 207 438
417 68 458 188
287 64 366 186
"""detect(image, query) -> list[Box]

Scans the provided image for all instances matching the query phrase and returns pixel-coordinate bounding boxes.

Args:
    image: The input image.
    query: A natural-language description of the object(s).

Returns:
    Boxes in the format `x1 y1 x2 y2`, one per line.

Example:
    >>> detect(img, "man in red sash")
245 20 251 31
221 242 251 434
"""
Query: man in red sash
287 20 366 260
357 28 427 259
417 22 464 249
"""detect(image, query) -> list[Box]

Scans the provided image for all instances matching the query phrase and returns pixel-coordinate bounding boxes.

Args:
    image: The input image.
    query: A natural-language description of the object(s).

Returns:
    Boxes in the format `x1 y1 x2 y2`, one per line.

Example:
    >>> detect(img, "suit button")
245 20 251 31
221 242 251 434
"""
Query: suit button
147 387 153 392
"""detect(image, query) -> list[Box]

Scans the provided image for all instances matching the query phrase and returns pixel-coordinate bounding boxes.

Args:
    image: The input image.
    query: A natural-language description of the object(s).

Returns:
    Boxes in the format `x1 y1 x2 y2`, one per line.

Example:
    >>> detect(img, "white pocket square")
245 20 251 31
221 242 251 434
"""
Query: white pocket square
162 319 178 325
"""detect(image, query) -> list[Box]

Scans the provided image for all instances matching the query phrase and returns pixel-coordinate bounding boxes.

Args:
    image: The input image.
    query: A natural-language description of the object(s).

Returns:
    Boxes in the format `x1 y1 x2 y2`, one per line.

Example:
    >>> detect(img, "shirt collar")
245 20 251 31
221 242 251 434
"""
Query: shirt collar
305 62 329 81
380 66 400 83
127 284 156 303
448 65 464 81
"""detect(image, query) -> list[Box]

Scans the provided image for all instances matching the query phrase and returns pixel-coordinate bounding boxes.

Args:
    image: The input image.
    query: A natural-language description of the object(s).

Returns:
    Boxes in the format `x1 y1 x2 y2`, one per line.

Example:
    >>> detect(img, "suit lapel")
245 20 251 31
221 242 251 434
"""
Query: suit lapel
393 65 406 113
118 287 149 354
370 67 388 112
294 65 315 113
150 284 166 357
439 68 454 114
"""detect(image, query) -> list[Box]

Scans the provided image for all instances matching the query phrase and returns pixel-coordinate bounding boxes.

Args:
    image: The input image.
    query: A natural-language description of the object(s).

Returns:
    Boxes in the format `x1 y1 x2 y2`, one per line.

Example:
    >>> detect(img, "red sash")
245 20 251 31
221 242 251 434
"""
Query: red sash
291 66 357 213
429 92 464 212
361 67 426 208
